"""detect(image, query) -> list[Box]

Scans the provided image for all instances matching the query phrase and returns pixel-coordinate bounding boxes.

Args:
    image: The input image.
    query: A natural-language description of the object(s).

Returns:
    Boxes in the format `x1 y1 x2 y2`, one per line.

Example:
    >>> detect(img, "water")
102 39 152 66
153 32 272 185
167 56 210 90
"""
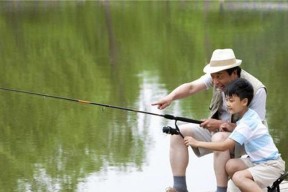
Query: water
0 1 287 192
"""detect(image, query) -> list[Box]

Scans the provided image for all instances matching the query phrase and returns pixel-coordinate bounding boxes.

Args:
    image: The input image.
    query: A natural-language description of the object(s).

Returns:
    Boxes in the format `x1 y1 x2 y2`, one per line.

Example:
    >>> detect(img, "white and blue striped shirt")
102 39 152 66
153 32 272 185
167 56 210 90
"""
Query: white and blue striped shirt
229 109 280 163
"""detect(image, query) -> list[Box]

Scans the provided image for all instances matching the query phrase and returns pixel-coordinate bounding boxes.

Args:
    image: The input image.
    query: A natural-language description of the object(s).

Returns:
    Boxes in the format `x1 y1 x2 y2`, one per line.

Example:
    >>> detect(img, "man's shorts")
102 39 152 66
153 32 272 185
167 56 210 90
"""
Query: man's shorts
185 123 245 158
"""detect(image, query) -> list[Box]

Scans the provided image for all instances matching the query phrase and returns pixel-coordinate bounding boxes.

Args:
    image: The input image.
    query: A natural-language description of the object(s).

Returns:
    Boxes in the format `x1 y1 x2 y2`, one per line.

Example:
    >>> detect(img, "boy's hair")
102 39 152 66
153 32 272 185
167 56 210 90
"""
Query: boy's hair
224 78 254 106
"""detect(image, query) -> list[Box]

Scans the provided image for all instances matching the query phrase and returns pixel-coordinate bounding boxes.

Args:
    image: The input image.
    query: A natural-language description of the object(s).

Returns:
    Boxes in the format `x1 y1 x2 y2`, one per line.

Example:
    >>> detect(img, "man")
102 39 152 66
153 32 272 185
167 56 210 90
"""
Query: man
152 49 267 192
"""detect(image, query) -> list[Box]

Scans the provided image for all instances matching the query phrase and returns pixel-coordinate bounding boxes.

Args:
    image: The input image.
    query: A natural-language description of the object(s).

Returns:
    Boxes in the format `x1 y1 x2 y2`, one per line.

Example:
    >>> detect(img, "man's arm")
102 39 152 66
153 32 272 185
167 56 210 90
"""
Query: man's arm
151 78 207 110
184 136 236 152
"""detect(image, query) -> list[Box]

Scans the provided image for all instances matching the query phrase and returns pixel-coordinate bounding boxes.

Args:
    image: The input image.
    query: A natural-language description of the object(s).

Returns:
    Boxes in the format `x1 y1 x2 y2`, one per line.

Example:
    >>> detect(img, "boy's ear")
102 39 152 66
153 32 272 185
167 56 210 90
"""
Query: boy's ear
241 98 249 106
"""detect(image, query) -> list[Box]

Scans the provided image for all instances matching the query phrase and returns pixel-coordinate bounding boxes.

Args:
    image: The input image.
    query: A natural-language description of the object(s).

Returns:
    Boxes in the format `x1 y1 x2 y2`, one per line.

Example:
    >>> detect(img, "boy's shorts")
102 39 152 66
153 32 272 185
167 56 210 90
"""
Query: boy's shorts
241 157 286 188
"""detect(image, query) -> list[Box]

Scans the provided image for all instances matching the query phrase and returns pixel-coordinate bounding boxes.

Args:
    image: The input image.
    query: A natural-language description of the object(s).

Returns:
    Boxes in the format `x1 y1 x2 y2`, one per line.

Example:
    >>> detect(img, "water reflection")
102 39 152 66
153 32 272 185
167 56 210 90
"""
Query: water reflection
0 1 288 192
77 72 215 192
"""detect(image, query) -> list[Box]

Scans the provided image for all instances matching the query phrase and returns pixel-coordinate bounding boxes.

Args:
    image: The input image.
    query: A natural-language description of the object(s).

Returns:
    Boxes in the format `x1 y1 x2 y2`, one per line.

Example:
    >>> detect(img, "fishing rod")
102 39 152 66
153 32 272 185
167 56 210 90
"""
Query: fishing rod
0 87 203 126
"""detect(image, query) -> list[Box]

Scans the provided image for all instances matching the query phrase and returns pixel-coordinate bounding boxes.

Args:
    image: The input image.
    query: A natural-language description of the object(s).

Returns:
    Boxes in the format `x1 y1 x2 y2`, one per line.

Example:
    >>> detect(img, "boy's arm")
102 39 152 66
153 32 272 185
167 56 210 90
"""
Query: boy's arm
184 136 235 151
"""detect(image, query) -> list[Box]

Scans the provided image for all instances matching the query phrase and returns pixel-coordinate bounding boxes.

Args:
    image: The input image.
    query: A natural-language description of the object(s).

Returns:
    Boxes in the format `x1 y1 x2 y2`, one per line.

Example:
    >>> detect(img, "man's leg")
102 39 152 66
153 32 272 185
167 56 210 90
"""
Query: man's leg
168 124 190 192
168 124 212 192
169 133 189 192
211 132 232 192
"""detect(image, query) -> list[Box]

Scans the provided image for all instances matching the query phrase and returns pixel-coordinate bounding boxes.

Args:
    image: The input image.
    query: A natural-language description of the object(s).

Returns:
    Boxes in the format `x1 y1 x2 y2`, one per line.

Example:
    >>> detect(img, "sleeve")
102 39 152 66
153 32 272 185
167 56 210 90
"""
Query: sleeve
249 88 267 121
199 74 213 90
229 123 249 145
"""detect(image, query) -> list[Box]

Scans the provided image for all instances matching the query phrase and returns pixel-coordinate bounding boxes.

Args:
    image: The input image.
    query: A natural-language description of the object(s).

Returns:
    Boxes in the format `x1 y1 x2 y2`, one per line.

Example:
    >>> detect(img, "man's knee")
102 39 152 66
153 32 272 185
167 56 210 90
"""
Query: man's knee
170 125 192 146
178 124 194 136
211 132 231 159
211 132 230 142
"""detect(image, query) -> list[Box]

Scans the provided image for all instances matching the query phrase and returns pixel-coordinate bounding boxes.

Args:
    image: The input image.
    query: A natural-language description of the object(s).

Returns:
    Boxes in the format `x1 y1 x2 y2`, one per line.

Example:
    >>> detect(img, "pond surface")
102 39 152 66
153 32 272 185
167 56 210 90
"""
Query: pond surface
0 1 288 192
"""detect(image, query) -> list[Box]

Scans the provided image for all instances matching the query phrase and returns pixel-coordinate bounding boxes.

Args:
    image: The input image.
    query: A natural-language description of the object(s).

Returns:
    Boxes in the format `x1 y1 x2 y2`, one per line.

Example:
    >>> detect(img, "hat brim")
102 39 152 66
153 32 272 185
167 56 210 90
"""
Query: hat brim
203 60 242 74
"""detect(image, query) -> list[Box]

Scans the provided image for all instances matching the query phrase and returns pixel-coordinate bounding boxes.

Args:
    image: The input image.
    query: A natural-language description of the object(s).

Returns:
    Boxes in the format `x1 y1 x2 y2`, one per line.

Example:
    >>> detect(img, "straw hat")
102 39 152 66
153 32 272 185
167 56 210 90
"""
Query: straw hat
203 49 242 73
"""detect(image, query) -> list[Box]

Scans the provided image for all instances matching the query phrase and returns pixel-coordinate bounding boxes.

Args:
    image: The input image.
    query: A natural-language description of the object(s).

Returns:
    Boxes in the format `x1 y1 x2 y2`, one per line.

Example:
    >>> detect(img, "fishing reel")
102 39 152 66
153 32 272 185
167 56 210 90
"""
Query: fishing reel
162 120 184 138
162 126 180 135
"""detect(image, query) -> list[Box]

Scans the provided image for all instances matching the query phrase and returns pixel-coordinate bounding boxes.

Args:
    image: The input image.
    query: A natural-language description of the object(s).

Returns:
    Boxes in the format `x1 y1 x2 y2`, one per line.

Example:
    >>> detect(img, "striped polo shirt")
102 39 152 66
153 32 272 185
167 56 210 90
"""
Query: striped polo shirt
229 109 280 163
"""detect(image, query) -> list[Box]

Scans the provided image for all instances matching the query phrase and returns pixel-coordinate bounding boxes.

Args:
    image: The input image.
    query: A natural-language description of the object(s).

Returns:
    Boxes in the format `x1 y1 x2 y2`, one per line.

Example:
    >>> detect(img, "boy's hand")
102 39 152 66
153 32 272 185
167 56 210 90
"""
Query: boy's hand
184 136 198 147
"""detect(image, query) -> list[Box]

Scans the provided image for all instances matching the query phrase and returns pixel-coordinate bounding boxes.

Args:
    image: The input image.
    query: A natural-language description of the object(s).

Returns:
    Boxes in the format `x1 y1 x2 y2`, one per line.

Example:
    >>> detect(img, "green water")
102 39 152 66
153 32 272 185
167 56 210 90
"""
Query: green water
0 1 287 192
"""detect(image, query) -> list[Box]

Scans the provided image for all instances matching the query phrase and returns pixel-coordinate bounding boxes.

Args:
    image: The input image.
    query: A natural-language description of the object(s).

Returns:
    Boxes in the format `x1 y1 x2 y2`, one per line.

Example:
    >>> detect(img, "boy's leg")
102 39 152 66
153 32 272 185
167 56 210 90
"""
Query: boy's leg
225 158 249 177
228 157 285 191
247 158 285 189
232 169 263 192
226 157 249 192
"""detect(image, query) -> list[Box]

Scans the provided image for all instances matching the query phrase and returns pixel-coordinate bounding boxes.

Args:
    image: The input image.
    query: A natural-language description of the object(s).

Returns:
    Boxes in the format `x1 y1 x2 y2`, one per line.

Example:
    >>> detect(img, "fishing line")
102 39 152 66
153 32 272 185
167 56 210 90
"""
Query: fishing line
0 87 203 124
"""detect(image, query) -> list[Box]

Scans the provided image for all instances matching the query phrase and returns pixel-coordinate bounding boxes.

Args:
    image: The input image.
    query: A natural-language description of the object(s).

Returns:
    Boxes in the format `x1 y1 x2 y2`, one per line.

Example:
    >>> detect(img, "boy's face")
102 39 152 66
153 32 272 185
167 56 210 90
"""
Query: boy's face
210 70 238 91
225 95 248 115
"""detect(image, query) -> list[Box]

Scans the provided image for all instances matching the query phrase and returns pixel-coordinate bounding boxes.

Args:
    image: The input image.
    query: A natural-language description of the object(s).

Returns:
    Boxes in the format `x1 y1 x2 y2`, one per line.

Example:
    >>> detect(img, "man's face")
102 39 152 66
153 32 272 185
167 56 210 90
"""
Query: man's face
210 70 238 91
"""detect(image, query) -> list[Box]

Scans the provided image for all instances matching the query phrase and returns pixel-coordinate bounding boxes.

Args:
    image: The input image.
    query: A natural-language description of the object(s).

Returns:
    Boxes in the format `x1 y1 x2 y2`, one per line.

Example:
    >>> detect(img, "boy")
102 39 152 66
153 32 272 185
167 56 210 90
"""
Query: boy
183 78 285 192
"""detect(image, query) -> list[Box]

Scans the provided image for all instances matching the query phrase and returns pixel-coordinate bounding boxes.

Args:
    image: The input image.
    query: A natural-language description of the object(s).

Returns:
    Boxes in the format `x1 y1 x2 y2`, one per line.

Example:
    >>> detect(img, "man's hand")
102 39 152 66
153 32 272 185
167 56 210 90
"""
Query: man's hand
184 136 199 147
200 119 223 132
151 96 172 110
